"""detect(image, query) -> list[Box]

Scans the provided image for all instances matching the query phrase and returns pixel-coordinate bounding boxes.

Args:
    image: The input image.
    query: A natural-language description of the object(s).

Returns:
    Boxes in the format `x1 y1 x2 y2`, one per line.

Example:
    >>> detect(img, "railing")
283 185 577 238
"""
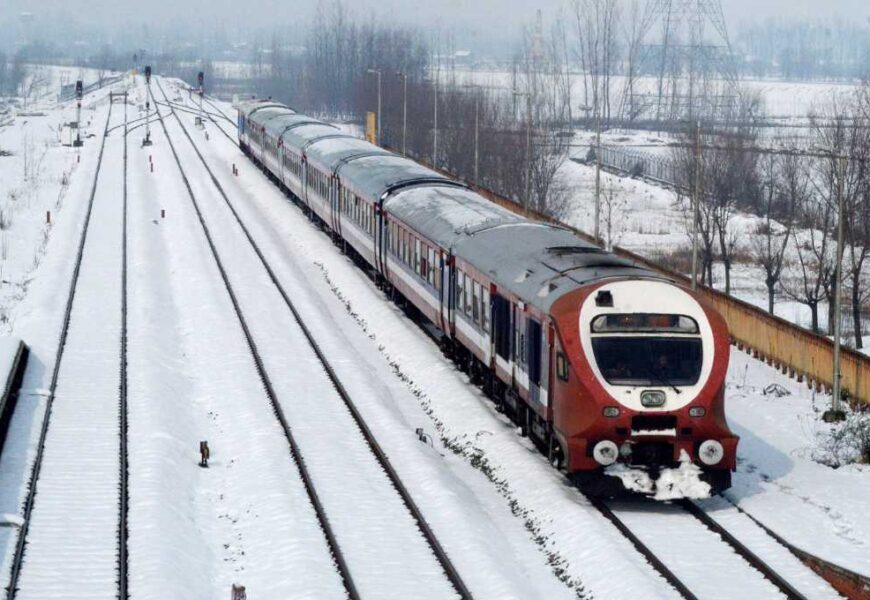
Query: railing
589 145 680 188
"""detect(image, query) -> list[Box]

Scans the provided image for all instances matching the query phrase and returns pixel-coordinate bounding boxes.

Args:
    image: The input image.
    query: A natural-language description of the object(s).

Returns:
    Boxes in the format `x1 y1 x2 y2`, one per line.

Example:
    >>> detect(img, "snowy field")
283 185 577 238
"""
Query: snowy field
0 68 864 598
449 69 859 120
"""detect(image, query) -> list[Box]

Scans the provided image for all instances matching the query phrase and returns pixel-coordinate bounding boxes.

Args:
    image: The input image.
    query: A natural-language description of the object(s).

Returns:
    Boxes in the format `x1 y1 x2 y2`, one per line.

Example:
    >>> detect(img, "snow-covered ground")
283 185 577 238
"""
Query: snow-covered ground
449 69 859 120
0 67 864 598
186 85 861 590
553 156 870 353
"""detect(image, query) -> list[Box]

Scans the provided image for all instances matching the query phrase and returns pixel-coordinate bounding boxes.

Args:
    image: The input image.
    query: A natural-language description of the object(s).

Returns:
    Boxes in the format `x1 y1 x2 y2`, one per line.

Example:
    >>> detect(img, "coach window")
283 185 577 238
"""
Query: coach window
414 239 421 275
434 256 441 292
420 243 428 280
464 278 473 317
556 352 569 381
472 281 481 325
427 248 435 286
456 272 465 312
481 288 490 333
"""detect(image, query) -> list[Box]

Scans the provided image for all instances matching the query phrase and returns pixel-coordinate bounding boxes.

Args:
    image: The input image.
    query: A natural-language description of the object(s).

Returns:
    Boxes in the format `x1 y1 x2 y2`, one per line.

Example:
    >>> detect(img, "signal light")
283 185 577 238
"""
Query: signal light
689 407 706 417
602 406 620 418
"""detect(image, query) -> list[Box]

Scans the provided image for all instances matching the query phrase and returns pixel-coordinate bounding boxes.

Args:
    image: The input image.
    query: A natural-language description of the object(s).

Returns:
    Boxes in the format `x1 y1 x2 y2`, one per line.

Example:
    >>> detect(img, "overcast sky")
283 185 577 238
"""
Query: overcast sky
3 0 869 47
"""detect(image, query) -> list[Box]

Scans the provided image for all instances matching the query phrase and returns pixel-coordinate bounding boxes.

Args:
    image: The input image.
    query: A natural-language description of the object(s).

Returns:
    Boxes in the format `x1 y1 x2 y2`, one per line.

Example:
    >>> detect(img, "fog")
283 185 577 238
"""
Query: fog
2 0 868 51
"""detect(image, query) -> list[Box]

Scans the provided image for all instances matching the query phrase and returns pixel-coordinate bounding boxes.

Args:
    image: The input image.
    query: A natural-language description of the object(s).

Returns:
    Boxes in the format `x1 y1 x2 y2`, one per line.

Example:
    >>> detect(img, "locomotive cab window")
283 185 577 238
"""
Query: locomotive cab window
592 337 702 387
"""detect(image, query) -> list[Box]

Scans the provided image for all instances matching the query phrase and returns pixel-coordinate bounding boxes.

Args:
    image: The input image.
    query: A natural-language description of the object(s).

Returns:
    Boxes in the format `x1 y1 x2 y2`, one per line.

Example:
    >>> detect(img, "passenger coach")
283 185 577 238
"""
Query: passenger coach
237 98 738 495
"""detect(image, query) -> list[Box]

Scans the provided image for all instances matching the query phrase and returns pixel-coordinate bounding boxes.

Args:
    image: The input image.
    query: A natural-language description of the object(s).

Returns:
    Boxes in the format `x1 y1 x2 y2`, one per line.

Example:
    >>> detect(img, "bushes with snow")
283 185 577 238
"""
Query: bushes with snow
811 410 870 468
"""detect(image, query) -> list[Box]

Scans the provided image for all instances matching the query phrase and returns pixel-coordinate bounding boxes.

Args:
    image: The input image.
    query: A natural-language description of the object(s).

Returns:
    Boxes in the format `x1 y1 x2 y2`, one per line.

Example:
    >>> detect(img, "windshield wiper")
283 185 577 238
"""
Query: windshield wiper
649 371 682 394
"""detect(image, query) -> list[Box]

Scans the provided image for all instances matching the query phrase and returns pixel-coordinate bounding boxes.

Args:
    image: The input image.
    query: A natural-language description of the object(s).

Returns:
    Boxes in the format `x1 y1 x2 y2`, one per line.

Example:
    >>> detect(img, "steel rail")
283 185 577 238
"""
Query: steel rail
679 500 806 599
718 495 870 598
155 77 474 600
148 82 360 600
588 498 699 600
5 99 116 599
118 91 130 600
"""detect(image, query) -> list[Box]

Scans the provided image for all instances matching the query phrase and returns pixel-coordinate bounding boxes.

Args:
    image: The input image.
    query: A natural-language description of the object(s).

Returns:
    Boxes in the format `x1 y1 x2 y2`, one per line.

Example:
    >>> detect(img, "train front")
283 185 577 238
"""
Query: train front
551 278 738 496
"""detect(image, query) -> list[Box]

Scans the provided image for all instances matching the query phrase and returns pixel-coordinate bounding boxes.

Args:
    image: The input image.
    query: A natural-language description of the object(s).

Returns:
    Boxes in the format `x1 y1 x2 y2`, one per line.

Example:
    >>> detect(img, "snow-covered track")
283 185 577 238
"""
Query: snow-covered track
148 86 361 597
591 497 832 599
717 495 870 599
7 95 130 599
153 78 473 600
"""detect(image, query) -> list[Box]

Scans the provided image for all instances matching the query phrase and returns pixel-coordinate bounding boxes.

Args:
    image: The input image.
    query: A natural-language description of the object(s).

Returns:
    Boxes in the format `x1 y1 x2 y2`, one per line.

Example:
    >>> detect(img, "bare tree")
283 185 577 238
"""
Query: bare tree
751 150 804 313
571 0 620 124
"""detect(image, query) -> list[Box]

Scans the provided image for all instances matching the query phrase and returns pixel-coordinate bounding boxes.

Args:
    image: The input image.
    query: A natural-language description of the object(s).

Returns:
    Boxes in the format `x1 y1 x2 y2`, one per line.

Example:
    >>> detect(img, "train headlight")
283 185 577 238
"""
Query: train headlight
602 406 620 418
689 407 706 417
698 440 724 466
592 440 619 466
641 390 666 408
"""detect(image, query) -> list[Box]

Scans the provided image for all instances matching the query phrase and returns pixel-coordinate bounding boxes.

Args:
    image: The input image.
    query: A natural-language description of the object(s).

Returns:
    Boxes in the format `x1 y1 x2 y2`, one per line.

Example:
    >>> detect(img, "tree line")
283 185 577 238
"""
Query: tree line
670 84 870 348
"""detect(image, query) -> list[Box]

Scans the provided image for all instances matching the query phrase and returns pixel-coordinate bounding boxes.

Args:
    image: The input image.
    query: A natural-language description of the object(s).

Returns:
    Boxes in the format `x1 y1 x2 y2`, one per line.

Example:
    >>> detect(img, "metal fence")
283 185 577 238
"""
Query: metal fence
594 145 681 189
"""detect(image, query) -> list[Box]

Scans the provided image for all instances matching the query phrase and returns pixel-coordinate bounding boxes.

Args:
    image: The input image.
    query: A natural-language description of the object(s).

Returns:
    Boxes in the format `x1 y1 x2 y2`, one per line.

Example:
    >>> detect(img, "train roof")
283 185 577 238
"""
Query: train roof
384 185 522 249
453 223 661 311
260 113 322 138
236 99 288 117
305 135 391 173
338 154 458 202
281 123 343 152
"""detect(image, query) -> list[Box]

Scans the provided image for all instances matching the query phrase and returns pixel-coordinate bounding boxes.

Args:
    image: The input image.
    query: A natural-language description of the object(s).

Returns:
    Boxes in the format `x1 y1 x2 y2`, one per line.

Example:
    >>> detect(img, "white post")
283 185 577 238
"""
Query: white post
691 120 702 290
376 70 382 146
828 155 847 420
433 79 438 168
402 73 407 156
474 96 479 182
594 104 601 243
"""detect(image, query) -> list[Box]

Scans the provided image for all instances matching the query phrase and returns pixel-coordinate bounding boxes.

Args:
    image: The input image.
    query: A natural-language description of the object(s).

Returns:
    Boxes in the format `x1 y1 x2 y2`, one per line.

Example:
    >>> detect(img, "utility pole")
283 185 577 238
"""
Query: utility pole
474 94 480 183
825 154 848 422
514 89 532 214
367 69 382 145
433 78 438 168
525 93 532 215
463 84 480 183
594 100 602 244
578 102 602 242
691 120 702 290
399 72 407 156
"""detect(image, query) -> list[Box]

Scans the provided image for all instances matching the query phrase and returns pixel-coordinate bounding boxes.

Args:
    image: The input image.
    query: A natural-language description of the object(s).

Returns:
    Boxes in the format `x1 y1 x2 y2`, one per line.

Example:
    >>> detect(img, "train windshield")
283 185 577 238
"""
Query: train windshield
591 337 702 386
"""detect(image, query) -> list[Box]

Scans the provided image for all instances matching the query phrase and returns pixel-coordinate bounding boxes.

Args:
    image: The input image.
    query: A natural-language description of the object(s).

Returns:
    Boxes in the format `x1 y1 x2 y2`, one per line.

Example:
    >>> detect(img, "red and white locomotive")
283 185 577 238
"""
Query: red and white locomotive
237 99 738 495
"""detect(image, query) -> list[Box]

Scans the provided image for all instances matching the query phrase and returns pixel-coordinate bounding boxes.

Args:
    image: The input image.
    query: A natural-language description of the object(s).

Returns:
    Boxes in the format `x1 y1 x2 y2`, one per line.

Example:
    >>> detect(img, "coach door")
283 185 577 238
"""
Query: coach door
527 318 543 406
492 294 512 379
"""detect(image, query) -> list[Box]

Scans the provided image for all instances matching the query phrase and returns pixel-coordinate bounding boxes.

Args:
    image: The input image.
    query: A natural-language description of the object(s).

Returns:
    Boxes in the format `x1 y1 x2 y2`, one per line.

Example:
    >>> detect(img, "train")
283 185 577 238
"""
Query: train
236 98 738 496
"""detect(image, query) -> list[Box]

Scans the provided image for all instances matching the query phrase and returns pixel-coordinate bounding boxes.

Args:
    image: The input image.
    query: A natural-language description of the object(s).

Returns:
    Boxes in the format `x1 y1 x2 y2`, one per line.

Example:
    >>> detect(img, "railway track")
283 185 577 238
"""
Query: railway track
166 86 863 600
590 496 841 599
6 94 130 599
152 78 471 599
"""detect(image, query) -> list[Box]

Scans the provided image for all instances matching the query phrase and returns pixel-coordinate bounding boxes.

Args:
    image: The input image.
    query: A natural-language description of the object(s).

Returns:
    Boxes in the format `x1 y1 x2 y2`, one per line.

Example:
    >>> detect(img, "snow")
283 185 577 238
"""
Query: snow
0 78 123 594
182 83 694 598
606 451 713 501
608 499 787 598
0 514 23 528
187 83 855 597
451 69 859 119
0 70 859 598
0 338 22 392
13 95 125 600
725 348 870 578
